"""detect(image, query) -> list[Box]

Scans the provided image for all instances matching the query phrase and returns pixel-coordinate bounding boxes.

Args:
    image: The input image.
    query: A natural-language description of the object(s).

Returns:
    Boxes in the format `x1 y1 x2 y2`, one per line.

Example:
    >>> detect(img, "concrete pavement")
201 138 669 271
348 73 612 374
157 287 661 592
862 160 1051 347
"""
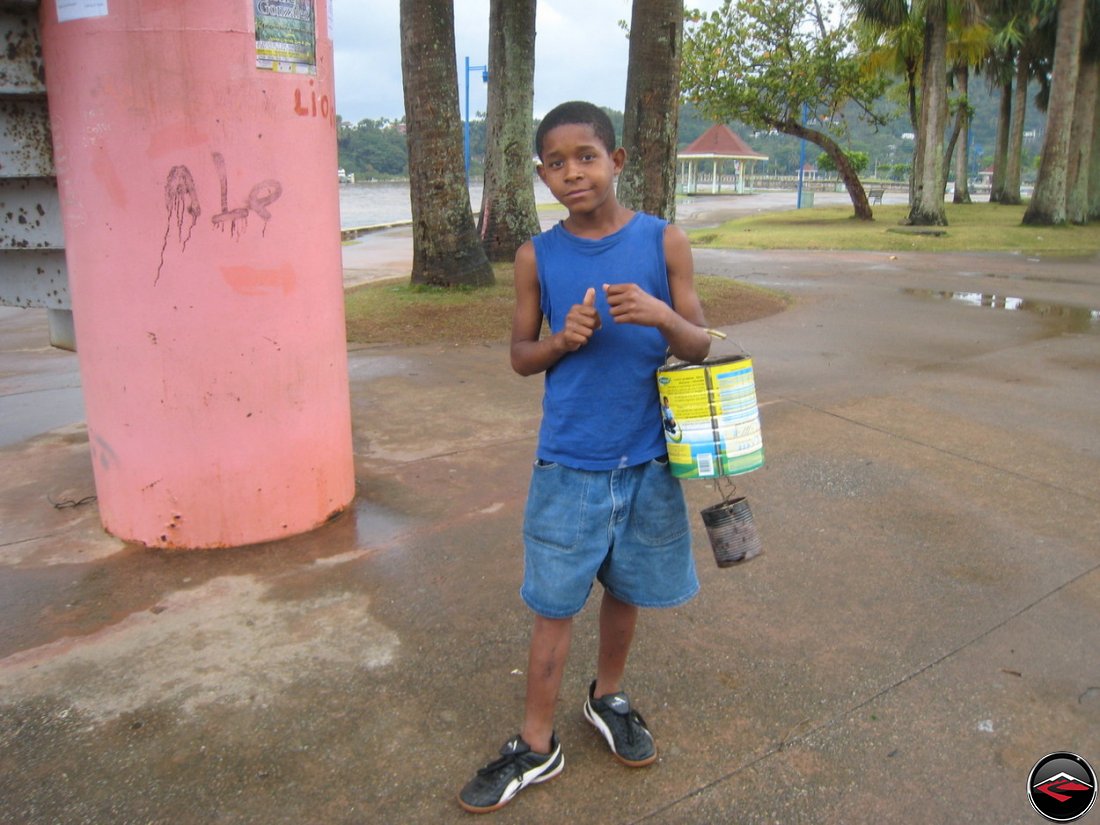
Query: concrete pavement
1 196 1099 823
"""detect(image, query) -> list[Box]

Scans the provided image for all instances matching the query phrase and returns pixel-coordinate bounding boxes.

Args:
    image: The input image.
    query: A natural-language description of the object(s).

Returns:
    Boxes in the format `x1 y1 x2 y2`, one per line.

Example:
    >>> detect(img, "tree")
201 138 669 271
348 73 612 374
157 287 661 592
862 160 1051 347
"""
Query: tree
858 7 924 204
948 71 973 202
857 0 950 226
477 0 540 262
683 0 891 220
399 0 494 286
1066 26 1099 224
1024 0 1086 225
817 149 870 176
984 0 1044 204
619 0 684 221
945 8 991 203
1089 61 1100 220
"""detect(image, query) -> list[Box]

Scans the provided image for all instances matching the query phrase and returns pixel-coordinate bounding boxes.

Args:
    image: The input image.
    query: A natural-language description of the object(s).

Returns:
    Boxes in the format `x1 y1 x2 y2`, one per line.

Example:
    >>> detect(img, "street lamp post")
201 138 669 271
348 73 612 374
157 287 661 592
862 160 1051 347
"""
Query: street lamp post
464 56 488 186
797 102 808 208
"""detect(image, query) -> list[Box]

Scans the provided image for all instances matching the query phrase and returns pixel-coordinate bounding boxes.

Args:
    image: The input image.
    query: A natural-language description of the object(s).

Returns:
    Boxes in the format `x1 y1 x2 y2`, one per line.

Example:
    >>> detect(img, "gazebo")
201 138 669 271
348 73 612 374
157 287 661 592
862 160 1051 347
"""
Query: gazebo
678 124 769 195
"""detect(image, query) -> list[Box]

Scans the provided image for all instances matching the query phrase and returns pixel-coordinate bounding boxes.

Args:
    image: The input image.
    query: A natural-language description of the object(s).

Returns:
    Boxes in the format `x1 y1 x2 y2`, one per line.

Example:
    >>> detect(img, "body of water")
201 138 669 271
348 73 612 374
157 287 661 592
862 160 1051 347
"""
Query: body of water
338 179 558 229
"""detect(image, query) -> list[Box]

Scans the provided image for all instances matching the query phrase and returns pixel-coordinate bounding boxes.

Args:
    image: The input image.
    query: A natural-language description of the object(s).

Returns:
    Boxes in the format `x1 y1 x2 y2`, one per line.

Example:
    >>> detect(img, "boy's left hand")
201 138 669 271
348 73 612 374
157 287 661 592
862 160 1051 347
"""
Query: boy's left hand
603 282 670 328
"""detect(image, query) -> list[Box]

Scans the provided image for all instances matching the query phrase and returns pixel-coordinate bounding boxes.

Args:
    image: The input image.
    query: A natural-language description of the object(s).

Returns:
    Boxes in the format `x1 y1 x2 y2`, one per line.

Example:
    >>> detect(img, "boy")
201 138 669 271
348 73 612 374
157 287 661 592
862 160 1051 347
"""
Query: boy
458 101 711 814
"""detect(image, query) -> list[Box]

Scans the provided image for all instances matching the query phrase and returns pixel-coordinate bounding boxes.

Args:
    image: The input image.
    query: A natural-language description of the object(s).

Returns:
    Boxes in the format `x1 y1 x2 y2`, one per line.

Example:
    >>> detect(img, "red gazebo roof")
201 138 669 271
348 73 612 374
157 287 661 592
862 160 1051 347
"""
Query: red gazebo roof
679 124 768 160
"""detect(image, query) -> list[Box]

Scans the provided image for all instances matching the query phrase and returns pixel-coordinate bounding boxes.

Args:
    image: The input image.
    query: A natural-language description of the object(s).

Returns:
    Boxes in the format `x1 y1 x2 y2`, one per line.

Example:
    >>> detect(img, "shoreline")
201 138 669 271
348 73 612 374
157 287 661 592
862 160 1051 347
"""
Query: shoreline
339 189 871 288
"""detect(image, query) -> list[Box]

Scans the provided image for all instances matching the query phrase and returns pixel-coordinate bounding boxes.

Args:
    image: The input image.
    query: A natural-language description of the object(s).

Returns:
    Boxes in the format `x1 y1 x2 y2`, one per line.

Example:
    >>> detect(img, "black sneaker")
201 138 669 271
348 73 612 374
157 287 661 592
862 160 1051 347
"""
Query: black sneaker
458 733 564 814
583 680 657 767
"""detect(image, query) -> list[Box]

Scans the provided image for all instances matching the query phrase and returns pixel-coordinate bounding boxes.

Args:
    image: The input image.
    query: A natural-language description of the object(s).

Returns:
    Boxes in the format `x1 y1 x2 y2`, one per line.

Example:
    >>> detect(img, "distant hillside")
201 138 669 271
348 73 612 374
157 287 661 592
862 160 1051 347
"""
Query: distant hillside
337 82 1045 182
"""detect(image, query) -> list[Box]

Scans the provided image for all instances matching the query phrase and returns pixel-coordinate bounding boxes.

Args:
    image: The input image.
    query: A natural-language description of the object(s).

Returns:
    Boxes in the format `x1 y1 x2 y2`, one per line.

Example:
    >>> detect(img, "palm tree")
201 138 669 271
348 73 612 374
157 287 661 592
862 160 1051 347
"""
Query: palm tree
856 0 950 226
984 0 1045 204
399 0 494 286
1066 24 1098 223
858 9 924 204
618 0 684 221
477 0 540 262
1087 57 1100 221
945 7 991 203
1023 0 1086 225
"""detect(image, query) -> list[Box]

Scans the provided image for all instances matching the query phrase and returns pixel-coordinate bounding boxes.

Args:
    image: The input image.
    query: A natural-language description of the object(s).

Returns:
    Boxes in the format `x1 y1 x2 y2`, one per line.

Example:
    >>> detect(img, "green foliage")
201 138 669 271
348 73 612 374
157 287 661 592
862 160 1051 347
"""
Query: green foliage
682 0 890 134
817 149 870 175
337 117 409 179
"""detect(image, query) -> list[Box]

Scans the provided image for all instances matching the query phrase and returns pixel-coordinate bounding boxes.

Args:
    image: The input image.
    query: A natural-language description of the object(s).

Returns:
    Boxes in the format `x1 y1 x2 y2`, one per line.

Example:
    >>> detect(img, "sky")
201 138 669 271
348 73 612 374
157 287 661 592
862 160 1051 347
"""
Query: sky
331 0 723 124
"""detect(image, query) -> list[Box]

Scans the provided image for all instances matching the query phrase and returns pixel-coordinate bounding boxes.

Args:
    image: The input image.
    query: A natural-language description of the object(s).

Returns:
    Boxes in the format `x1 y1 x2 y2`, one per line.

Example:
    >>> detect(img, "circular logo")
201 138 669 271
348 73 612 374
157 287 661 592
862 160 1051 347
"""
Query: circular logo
1028 752 1096 822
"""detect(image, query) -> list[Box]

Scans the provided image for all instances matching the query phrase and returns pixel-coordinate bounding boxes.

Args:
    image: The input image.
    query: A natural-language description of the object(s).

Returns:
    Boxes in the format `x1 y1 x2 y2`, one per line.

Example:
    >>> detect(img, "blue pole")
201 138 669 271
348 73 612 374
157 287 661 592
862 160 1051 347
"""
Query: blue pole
462 57 488 188
797 103 807 208
464 56 471 187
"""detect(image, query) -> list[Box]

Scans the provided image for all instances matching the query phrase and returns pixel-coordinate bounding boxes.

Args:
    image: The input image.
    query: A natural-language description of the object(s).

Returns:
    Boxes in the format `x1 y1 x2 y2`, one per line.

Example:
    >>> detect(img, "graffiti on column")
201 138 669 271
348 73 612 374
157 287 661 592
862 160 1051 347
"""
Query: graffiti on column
210 152 251 239
156 153 283 284
157 165 201 285
210 152 283 239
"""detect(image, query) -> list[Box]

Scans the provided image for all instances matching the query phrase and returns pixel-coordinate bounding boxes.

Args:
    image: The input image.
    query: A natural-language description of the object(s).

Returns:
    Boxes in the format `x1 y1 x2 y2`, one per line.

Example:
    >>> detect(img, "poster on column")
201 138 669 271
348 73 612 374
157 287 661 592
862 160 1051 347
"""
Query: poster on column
56 0 108 22
255 0 316 74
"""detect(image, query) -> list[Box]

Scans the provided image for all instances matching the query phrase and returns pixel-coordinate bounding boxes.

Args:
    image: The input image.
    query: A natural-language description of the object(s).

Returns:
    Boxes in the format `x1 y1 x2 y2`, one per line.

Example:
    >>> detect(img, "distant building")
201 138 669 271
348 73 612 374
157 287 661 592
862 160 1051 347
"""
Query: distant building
677 124 769 195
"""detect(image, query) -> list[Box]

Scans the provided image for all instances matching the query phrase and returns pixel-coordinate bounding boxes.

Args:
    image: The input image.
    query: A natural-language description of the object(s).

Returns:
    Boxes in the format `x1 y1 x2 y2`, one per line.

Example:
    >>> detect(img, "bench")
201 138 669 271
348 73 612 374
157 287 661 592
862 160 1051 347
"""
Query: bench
868 188 885 205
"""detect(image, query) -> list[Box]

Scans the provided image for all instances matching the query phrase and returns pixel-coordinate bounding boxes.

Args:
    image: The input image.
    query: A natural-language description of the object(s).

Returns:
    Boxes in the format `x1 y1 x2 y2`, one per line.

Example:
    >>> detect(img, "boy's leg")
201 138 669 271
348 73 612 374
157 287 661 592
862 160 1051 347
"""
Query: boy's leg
585 589 656 767
593 589 638 698
520 613 573 754
457 614 571 813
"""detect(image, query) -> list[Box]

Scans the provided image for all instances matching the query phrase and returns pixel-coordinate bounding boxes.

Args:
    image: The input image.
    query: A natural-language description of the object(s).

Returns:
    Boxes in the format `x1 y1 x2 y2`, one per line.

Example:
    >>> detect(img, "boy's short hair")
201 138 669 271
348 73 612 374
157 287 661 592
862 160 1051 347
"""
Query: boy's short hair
535 101 617 160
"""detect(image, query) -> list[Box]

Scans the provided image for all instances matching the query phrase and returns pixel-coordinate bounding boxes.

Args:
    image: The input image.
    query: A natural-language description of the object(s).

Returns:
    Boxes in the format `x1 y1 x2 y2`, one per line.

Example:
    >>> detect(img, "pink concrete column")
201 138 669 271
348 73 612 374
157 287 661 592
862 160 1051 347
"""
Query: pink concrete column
40 0 354 548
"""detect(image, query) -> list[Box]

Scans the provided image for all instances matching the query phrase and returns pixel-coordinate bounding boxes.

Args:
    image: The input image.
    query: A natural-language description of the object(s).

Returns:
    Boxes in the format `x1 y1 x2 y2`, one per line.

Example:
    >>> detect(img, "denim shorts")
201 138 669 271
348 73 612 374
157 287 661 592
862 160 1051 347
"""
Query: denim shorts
520 457 699 619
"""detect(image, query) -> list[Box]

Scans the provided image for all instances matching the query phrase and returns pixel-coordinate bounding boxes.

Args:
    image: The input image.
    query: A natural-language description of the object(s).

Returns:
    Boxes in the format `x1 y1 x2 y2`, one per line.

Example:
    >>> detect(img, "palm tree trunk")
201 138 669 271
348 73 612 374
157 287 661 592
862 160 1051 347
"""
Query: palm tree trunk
618 0 684 221
908 4 948 226
400 0 494 286
989 75 1012 202
1023 0 1086 226
1066 57 1098 224
477 0 540 262
953 66 972 204
1090 68 1100 220
1002 50 1029 205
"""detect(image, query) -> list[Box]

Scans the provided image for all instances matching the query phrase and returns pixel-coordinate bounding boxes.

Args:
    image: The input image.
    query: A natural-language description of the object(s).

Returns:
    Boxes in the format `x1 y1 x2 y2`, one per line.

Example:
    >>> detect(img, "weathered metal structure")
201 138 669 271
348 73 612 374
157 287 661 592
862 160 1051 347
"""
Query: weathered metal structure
0 0 71 348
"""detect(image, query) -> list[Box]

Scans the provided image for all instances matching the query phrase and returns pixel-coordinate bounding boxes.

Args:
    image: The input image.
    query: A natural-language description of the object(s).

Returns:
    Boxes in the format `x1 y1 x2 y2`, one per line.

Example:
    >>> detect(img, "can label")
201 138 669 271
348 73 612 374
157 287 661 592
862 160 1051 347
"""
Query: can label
656 356 764 479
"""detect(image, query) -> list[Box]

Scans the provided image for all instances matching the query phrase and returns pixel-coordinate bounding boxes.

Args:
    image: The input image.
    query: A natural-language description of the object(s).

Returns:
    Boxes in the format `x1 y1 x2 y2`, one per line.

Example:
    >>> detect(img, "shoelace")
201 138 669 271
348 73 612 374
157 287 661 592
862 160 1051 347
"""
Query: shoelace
604 702 648 747
477 741 528 777
622 709 648 746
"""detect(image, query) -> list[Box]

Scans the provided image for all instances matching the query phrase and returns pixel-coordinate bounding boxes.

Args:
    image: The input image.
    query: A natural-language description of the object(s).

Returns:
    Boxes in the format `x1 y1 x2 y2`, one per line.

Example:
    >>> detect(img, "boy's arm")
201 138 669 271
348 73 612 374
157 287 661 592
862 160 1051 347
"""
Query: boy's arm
603 224 711 364
510 240 602 377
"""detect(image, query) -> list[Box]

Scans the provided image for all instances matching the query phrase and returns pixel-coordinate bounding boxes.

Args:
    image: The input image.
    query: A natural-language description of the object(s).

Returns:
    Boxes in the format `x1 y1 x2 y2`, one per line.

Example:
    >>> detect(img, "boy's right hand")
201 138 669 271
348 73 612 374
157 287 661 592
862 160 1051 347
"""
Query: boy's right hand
558 287 602 352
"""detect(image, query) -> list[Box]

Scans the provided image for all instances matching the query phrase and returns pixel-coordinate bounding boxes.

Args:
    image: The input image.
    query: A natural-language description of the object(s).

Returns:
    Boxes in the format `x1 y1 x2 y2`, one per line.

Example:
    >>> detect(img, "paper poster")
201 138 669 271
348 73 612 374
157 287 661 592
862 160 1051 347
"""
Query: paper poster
57 0 108 22
255 0 317 74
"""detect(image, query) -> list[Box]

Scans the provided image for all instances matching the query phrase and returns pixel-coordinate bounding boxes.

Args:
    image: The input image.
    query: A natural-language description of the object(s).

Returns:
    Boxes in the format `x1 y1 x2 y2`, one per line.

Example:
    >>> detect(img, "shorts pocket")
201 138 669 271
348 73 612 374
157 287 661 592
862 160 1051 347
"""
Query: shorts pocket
523 461 585 552
629 459 690 546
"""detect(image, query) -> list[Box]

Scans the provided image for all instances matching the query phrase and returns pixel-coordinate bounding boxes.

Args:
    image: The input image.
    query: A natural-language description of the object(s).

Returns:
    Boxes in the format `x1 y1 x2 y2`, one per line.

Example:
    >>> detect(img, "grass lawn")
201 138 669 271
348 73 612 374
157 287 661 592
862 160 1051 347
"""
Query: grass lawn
345 200 1099 347
688 202 1100 255
344 265 788 346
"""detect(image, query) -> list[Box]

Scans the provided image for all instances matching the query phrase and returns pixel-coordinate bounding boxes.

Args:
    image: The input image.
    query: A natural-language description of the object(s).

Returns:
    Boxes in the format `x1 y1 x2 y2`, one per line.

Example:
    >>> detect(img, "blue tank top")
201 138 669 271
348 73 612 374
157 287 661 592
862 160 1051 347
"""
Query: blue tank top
532 212 671 470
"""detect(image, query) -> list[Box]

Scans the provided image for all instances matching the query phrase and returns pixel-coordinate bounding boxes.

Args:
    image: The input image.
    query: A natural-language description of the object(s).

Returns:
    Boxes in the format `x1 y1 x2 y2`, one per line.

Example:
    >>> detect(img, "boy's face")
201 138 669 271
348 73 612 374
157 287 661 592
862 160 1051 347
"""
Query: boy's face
536 123 626 216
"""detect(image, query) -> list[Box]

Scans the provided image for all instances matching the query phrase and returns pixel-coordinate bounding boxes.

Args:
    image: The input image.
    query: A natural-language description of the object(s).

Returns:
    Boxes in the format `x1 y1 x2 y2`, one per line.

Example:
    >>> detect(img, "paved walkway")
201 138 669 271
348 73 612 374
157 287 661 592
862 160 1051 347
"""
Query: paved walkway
2 196 1099 823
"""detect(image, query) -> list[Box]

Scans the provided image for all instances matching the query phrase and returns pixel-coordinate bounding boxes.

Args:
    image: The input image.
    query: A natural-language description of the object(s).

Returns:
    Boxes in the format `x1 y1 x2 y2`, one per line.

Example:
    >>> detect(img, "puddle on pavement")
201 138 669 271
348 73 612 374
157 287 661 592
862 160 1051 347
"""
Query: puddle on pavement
352 497 415 550
903 289 1100 334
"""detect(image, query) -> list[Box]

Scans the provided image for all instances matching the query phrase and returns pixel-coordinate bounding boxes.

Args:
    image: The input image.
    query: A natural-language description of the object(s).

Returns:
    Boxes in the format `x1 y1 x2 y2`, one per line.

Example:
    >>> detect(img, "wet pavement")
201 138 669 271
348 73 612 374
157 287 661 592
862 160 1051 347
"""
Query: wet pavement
2 194 1100 823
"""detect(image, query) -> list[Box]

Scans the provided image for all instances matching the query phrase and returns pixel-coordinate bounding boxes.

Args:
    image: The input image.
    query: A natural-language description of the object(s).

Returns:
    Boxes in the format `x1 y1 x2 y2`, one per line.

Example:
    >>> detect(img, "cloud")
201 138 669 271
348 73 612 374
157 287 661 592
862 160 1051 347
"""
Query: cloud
332 0 722 122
